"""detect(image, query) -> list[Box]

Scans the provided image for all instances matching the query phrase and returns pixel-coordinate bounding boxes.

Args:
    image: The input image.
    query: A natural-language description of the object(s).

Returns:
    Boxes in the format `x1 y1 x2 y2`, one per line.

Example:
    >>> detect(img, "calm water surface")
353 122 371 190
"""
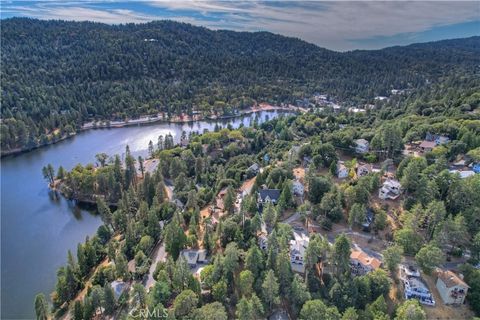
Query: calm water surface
0 110 288 319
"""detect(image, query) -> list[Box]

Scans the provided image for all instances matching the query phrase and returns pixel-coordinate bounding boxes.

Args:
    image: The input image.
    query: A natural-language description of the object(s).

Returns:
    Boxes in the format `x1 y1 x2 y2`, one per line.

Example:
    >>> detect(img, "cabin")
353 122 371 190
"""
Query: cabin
379 179 401 200
258 189 281 205
436 269 469 305
355 139 370 154
180 249 207 267
350 249 381 275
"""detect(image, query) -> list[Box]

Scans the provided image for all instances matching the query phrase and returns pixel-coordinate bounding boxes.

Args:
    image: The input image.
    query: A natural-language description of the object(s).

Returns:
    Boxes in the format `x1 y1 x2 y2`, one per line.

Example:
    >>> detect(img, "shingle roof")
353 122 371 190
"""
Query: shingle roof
259 189 281 201
437 269 469 288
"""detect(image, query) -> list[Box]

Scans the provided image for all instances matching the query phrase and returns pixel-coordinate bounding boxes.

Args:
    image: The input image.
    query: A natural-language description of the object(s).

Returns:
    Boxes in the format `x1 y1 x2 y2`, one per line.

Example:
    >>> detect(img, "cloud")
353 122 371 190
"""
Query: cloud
3 1 479 50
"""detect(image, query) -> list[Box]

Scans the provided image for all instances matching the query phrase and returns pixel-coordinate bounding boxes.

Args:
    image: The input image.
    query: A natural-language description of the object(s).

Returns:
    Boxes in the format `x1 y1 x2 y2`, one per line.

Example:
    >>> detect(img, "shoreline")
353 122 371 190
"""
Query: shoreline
1 105 301 158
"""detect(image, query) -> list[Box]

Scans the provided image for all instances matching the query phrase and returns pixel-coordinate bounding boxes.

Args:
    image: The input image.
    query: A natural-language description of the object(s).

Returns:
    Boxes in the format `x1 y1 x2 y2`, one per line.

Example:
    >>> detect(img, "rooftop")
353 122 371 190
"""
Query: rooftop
437 269 469 289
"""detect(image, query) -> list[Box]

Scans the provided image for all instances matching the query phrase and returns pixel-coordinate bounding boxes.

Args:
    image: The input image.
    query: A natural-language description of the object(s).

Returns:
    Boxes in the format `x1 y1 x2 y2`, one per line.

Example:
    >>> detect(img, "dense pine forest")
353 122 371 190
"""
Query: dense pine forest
1 18 479 152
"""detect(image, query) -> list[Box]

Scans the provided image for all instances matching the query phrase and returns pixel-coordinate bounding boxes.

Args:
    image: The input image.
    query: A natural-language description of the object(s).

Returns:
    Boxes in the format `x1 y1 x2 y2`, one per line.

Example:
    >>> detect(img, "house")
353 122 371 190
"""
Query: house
180 249 207 267
258 189 281 205
111 280 127 300
435 135 450 145
436 269 469 305
247 163 260 176
357 163 372 177
379 179 402 200
289 232 310 273
337 162 349 179
449 170 475 179
172 198 185 210
355 139 370 154
292 180 304 197
403 276 435 306
350 249 381 275
362 208 374 232
419 140 436 152
400 265 435 306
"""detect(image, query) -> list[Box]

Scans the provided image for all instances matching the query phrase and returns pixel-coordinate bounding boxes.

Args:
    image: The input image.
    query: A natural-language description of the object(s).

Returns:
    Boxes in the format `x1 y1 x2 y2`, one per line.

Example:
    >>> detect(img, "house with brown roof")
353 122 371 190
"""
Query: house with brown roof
350 249 382 275
419 140 436 152
436 269 469 305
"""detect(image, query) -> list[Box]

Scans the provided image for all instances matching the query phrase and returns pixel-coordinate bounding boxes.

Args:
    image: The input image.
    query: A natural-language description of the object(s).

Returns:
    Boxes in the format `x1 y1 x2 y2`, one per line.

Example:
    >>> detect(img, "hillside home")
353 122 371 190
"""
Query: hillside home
357 163 372 177
292 180 304 197
355 139 370 154
350 249 381 275
449 170 475 179
337 162 349 179
180 249 207 267
290 232 310 273
247 163 260 176
400 265 435 306
379 179 402 200
258 189 281 206
419 140 436 152
435 135 450 145
436 269 469 305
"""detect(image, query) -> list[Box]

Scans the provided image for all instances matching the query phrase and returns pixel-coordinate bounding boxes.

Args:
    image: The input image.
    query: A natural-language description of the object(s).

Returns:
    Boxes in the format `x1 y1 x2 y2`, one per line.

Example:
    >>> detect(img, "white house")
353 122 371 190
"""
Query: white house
355 139 370 154
379 179 402 200
289 232 310 273
337 162 349 179
436 269 469 305
399 265 435 306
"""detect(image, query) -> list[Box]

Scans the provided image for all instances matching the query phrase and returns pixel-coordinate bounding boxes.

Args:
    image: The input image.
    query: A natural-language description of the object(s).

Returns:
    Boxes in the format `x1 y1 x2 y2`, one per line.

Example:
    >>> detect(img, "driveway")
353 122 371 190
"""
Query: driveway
144 241 167 289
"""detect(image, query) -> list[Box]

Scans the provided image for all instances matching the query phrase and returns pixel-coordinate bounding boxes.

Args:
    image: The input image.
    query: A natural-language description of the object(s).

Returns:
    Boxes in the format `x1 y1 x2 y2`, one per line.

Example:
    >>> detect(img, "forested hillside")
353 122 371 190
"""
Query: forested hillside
1 18 479 152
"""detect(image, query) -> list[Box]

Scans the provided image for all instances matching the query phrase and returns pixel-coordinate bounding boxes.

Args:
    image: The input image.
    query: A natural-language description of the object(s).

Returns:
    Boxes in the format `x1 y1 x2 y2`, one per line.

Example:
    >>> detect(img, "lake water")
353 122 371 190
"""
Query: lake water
0 110 289 319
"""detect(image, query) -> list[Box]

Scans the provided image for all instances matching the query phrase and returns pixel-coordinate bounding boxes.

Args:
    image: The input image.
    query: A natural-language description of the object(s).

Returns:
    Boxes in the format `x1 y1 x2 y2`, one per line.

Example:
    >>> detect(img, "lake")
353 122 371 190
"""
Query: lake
0 110 289 319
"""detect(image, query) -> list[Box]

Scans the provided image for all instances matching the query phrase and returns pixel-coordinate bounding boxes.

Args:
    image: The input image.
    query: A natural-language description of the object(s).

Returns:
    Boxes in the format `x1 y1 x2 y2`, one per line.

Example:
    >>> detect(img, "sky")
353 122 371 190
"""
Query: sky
1 1 479 51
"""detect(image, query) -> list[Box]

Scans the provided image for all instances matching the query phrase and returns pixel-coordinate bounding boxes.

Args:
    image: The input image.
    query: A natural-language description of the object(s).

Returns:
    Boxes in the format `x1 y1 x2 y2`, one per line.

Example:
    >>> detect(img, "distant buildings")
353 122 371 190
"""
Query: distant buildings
354 139 370 154
379 179 402 200
350 249 381 275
